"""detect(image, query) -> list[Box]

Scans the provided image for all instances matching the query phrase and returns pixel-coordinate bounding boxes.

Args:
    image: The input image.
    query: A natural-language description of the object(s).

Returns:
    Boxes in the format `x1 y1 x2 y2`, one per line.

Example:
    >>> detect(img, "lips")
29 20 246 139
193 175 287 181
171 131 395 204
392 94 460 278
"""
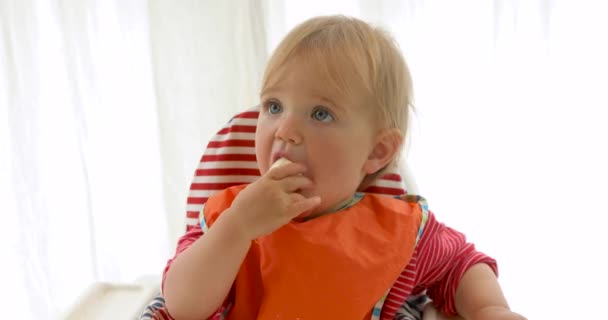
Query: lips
270 149 310 179
273 148 299 164
271 152 287 164
270 150 313 183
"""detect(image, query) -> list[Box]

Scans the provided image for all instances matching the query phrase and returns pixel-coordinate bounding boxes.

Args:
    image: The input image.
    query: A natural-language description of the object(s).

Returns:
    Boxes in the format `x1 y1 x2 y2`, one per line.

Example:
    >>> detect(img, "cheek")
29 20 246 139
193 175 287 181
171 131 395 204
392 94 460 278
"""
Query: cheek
254 124 272 173
310 137 364 173
314 136 372 181
310 145 366 198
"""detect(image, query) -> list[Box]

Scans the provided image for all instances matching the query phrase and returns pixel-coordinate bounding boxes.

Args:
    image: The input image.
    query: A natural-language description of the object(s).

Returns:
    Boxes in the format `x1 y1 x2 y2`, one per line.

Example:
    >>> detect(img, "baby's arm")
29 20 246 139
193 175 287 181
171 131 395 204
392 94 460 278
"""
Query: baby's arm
163 210 251 320
454 263 525 319
163 160 318 320
413 212 525 319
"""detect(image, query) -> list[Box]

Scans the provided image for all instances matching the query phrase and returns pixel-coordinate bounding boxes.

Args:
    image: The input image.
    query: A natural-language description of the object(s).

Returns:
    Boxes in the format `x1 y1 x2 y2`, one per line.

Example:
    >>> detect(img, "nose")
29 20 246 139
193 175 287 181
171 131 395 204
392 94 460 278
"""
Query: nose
274 113 303 145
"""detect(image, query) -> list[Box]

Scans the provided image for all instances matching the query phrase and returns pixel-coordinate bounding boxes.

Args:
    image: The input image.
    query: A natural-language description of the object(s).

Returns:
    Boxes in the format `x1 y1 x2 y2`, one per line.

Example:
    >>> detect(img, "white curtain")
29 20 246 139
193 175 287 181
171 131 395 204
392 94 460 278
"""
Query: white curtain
148 0 268 247
0 0 169 318
2 1 607 319
1 0 268 318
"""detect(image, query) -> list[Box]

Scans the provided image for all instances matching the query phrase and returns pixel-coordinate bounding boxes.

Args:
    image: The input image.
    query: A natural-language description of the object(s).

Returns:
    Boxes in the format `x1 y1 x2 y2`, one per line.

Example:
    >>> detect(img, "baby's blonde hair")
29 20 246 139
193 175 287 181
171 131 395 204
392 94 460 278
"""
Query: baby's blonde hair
261 15 413 181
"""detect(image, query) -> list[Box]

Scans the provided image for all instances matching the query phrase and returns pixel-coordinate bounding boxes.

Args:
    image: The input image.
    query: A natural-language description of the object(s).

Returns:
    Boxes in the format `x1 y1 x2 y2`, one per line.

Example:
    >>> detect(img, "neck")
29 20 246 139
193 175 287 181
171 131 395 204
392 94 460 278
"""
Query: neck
297 195 357 222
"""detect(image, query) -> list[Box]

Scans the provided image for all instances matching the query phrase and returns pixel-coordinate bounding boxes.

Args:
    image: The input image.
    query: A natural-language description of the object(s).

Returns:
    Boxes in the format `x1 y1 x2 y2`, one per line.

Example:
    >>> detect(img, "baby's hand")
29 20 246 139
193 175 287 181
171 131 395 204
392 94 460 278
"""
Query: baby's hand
469 307 527 320
224 159 321 241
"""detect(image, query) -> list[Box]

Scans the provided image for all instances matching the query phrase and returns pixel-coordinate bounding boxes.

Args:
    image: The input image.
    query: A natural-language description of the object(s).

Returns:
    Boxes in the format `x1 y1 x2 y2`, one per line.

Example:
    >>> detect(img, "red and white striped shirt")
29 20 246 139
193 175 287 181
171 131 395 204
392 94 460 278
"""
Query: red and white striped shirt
162 209 497 319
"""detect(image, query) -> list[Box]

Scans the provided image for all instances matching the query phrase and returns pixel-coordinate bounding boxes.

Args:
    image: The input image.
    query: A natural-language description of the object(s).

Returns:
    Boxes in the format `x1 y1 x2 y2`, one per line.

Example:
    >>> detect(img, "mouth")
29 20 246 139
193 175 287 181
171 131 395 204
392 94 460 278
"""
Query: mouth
271 152 289 164
270 152 313 184
270 157 293 170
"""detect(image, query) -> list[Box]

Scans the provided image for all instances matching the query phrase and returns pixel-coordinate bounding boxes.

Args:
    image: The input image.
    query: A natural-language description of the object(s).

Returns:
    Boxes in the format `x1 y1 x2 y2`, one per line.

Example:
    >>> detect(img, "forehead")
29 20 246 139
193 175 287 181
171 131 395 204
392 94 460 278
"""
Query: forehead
263 52 369 110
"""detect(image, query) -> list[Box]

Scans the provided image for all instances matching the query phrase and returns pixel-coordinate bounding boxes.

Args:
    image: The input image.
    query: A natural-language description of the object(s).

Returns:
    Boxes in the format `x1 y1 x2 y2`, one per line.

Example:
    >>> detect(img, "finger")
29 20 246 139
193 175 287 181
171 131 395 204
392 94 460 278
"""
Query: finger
268 162 307 180
287 196 321 218
281 175 313 192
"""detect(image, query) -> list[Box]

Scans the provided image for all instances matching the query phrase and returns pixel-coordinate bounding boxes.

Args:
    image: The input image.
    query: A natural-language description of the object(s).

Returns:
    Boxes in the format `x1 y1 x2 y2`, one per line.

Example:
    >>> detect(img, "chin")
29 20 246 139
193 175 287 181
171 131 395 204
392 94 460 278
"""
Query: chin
293 204 328 221
298 189 324 205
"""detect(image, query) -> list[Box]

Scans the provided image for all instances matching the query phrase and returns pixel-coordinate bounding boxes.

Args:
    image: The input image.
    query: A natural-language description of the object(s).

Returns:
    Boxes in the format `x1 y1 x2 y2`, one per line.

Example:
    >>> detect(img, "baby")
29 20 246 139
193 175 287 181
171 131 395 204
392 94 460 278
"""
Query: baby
163 15 525 320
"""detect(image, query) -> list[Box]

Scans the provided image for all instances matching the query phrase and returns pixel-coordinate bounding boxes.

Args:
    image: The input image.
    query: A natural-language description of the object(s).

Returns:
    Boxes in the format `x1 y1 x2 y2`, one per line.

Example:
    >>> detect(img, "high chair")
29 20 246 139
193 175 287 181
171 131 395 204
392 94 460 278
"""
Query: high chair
134 106 460 320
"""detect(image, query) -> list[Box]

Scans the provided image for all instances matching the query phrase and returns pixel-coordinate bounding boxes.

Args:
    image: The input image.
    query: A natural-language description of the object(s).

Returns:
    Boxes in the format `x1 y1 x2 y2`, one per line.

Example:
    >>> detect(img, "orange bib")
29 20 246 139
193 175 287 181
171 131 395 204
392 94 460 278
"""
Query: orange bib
204 185 422 320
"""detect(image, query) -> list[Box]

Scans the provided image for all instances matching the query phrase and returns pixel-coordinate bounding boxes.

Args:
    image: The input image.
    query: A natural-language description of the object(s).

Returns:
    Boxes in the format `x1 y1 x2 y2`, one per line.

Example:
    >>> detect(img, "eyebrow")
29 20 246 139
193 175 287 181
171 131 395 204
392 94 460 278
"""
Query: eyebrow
319 96 345 113
260 86 280 98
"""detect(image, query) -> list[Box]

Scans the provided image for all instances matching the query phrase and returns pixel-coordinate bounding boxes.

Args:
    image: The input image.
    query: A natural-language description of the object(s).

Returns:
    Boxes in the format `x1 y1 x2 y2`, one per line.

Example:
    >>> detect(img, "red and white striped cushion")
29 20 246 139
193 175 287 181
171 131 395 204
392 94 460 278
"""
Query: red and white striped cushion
184 106 407 231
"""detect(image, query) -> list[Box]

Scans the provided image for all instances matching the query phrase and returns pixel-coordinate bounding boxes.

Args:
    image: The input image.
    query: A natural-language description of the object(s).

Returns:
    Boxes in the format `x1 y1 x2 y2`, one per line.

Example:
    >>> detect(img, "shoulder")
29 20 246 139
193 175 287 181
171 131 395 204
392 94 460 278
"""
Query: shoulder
362 193 430 244
363 193 428 209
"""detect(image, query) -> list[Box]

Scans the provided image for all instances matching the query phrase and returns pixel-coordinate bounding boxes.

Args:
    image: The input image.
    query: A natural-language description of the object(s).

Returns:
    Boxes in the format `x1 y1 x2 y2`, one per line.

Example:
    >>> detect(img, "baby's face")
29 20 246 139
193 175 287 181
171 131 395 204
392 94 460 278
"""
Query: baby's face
256 61 379 214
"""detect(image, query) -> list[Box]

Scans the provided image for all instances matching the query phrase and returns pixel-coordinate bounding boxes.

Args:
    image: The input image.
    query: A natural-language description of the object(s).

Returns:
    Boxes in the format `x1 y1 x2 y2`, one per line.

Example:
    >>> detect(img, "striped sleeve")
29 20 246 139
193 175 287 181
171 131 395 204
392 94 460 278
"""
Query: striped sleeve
413 211 498 315
161 224 204 293
161 223 231 320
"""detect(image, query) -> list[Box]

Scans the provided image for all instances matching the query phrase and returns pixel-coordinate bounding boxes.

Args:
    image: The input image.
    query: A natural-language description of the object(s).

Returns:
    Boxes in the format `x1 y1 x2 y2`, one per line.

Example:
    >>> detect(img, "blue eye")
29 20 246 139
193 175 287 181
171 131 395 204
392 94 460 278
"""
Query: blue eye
267 102 282 114
312 107 334 122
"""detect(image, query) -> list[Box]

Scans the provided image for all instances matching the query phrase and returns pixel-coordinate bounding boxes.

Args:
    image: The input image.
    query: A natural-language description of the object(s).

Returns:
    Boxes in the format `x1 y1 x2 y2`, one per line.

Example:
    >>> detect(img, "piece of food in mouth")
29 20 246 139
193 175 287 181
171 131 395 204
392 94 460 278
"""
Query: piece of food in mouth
270 157 292 170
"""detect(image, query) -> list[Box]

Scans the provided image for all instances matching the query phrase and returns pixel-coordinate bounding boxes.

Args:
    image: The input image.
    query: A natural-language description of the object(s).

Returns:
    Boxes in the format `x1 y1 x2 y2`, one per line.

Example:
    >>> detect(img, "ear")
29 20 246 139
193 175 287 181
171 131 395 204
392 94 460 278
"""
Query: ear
363 128 402 175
